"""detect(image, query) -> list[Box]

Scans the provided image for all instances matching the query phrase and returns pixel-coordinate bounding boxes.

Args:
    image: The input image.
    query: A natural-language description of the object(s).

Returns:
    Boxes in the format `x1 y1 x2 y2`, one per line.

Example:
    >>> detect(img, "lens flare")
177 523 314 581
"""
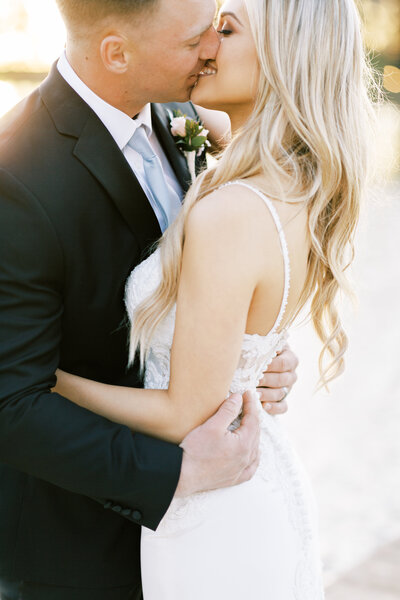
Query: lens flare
0 0 65 72
384 65 400 94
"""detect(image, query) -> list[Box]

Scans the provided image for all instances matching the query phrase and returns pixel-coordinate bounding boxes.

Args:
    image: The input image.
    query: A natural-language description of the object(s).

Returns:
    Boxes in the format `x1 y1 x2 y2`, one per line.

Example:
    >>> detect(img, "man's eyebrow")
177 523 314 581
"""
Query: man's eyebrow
185 22 214 42
219 11 243 27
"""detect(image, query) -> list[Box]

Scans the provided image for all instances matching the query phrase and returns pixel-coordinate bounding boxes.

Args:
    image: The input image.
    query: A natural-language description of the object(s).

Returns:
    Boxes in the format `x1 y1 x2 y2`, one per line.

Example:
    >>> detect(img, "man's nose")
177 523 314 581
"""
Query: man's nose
200 26 220 61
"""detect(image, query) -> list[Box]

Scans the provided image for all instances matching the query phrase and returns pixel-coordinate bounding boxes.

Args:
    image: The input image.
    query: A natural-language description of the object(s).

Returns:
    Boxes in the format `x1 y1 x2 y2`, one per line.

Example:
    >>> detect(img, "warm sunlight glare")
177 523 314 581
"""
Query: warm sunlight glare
0 81 21 117
384 65 400 94
0 0 66 72
362 0 400 55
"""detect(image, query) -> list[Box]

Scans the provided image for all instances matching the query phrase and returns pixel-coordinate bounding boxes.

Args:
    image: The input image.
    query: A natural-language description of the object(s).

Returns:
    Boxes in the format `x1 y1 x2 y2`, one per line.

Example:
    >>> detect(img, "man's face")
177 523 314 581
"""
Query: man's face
125 0 219 103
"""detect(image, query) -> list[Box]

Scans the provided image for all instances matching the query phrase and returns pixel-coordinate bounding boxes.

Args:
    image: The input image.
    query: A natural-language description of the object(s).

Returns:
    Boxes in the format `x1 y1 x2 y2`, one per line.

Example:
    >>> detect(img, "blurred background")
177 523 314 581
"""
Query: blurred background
0 0 399 597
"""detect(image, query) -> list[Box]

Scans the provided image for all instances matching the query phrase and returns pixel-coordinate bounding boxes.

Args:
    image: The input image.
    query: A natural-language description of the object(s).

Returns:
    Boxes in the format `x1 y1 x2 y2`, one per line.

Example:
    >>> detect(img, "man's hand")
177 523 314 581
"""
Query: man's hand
257 345 299 416
175 391 260 498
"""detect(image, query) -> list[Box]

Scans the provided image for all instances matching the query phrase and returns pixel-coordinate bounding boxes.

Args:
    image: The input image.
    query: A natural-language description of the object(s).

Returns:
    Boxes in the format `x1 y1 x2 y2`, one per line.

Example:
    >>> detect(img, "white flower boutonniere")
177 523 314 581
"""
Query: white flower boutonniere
169 109 211 182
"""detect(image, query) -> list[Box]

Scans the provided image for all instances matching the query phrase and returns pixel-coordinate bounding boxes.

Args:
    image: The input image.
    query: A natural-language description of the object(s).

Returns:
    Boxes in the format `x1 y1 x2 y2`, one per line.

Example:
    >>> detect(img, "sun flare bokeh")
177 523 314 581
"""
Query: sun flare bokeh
0 0 65 72
0 0 66 117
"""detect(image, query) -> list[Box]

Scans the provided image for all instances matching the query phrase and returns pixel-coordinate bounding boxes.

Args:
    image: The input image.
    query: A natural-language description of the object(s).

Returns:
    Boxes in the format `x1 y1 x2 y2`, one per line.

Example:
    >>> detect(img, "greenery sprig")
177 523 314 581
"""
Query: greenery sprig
169 109 211 156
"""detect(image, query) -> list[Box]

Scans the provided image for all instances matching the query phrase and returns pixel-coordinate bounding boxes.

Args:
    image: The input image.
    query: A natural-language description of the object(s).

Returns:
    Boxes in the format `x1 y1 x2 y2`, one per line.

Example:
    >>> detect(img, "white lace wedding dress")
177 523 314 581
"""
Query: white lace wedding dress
125 181 325 599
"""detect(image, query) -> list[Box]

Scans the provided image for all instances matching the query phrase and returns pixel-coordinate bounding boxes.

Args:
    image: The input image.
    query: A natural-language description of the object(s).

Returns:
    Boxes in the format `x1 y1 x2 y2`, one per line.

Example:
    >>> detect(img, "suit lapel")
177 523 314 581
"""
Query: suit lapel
40 63 161 252
151 103 192 193
73 113 161 250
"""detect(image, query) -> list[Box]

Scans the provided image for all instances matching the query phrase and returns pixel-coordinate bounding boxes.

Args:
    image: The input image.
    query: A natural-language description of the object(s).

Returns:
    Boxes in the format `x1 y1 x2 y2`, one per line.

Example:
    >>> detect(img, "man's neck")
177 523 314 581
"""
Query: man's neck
65 48 147 118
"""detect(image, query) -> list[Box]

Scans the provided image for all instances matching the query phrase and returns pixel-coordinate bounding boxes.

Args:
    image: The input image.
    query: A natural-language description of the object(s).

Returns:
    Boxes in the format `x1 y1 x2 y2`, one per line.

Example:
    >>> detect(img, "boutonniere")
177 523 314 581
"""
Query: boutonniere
169 110 211 182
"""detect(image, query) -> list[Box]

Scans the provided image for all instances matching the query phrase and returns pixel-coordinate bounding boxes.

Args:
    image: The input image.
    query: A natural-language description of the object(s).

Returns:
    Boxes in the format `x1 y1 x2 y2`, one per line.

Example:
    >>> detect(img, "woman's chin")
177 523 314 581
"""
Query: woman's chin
190 79 219 109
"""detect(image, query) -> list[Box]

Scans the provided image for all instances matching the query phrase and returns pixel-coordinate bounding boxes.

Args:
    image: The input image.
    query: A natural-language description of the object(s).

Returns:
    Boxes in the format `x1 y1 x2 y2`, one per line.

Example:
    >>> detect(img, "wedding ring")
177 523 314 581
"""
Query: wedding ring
278 386 289 402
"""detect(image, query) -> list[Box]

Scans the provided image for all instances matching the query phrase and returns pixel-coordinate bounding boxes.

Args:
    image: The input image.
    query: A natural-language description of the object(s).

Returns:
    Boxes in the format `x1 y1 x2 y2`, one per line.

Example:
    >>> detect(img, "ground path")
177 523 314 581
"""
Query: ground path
284 180 400 589
326 538 400 599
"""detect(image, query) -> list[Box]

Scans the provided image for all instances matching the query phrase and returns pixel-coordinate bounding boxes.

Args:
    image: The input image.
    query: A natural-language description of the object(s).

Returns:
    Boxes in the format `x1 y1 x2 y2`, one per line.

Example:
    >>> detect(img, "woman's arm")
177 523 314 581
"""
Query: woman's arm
55 187 266 444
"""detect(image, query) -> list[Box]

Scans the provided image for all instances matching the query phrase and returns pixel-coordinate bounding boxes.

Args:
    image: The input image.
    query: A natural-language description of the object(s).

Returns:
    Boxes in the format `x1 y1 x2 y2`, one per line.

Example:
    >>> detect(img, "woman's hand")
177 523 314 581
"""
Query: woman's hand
52 368 62 393
52 368 68 395
257 345 299 415
193 105 231 154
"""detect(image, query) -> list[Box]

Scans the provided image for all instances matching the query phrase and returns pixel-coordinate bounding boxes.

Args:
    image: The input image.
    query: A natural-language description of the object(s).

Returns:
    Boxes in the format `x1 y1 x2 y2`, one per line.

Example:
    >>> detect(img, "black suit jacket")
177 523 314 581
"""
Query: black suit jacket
0 63 206 588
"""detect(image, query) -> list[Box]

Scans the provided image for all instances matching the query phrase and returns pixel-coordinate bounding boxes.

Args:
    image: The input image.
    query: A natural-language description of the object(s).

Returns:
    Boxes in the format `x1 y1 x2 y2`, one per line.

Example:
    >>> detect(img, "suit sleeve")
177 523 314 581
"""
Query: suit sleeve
0 169 182 531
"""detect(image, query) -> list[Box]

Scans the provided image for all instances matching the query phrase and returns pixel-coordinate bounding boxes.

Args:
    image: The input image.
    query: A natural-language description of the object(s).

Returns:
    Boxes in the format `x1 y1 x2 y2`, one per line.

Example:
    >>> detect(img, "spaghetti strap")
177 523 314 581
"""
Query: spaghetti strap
218 180 291 333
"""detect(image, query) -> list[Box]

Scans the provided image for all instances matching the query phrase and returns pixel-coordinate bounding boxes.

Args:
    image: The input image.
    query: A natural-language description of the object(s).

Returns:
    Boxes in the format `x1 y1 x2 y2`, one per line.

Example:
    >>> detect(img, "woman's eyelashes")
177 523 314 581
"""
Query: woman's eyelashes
217 29 233 36
217 20 233 36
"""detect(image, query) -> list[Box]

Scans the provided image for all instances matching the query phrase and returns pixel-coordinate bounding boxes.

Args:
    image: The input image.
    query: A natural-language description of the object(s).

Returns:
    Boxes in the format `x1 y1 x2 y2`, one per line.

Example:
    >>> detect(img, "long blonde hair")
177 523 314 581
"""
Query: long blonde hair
129 0 377 387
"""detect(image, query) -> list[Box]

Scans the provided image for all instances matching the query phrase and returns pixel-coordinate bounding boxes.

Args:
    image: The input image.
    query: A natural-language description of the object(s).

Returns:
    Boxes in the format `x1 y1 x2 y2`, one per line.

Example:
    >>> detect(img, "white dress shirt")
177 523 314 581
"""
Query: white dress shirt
57 52 183 230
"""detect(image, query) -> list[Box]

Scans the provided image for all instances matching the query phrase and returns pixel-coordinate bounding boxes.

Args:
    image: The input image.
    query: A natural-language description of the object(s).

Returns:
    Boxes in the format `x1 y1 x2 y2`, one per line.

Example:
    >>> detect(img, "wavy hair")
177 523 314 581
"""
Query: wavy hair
129 0 377 387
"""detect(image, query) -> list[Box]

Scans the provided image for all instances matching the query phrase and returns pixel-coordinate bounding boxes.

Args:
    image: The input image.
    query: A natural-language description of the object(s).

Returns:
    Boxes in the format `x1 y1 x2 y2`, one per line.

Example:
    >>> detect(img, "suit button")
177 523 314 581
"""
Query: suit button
104 501 113 509
121 508 132 517
132 510 142 522
112 505 122 513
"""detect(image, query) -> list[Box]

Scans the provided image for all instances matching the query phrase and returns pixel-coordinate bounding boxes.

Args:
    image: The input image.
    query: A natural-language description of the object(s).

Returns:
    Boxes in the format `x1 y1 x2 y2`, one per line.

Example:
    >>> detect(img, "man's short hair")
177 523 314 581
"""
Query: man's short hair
56 0 159 31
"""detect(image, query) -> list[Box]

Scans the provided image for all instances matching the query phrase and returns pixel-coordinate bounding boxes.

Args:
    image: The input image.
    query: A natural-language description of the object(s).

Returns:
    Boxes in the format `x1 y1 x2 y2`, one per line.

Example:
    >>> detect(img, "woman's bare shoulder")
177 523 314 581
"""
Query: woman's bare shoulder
186 181 283 244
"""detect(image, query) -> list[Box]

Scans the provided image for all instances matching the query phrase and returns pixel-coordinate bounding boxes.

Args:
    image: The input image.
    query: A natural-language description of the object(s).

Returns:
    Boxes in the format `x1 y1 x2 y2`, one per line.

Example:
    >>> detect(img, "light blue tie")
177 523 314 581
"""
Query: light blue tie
128 125 176 233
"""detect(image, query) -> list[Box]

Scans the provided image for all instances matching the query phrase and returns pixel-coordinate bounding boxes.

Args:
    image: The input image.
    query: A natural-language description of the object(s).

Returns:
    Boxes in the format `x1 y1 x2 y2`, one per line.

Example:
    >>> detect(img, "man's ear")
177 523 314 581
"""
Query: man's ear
100 35 130 73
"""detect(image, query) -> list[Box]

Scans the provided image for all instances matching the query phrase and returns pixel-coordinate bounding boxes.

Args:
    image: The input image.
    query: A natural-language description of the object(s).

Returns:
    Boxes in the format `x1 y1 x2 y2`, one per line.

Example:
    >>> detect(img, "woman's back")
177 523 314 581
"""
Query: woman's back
126 179 324 600
231 178 310 337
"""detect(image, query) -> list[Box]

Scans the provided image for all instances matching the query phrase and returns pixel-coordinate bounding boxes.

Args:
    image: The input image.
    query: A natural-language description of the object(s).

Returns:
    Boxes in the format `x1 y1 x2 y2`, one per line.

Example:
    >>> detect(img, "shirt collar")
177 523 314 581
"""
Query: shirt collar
57 51 153 150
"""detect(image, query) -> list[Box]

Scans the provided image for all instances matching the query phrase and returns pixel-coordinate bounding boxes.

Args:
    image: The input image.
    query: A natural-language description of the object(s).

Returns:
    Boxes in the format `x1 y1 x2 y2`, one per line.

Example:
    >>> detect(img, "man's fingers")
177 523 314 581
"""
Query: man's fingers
241 389 259 413
240 390 260 427
237 392 261 484
210 393 243 430
238 391 260 445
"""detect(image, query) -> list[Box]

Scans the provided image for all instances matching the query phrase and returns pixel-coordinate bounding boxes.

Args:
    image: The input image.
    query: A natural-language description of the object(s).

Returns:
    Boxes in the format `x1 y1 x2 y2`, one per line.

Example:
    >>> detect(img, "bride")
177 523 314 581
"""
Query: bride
54 0 374 597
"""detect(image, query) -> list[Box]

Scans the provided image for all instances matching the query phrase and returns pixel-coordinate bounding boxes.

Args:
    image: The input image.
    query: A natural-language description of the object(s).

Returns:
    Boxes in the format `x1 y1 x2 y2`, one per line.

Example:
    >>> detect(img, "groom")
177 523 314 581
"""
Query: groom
0 0 298 599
